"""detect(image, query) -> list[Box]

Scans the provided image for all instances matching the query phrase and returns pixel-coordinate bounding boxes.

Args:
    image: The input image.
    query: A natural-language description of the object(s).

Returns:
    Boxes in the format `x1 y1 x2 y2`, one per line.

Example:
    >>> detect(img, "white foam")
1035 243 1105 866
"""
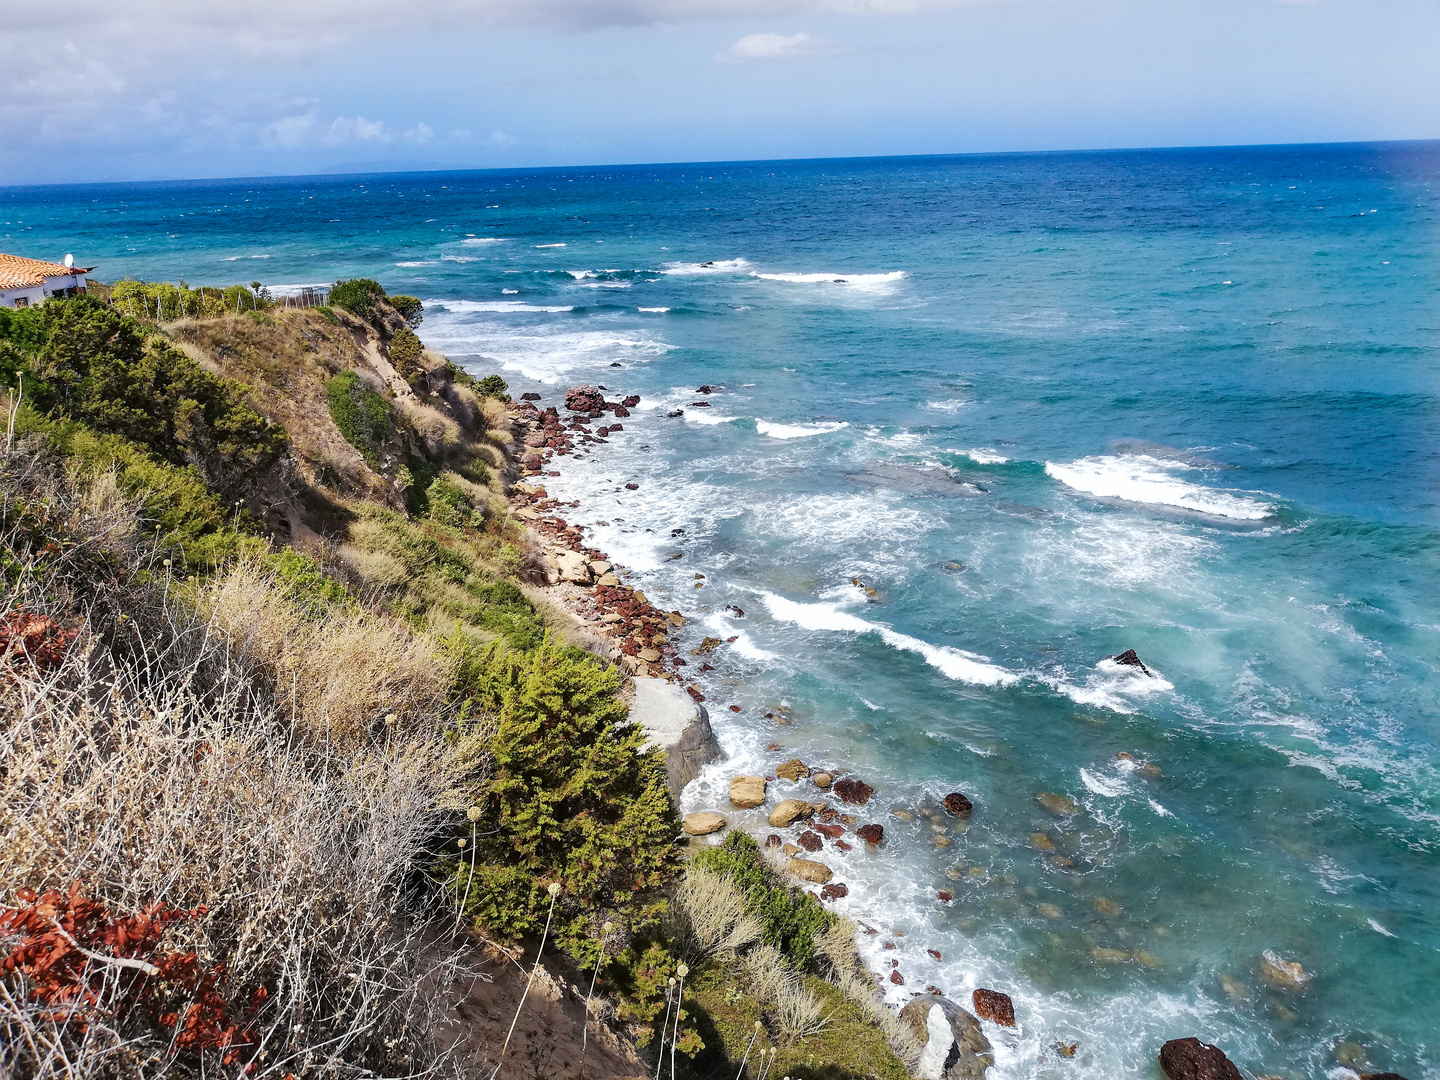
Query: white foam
502 288 518 294
1044 657 1175 714
760 593 1019 687
1368 918 1397 938
1149 799 1175 818
394 260 435 267
1080 768 1128 797
441 255 478 263
1045 454 1275 520
961 448 1009 464
755 420 848 440
462 237 506 244
428 300 575 314
686 411 739 426
661 258 750 275
925 399 968 412
535 243 567 248
751 270 906 289
638 307 670 313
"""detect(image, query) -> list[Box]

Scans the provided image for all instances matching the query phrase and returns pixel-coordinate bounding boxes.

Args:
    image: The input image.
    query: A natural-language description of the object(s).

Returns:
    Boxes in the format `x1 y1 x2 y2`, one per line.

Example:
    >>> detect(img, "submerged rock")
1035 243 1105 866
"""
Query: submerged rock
1036 792 1080 816
682 812 726 836
902 996 993 1080
971 988 1015 1027
1158 1037 1243 1080
1258 951 1311 991
728 775 767 809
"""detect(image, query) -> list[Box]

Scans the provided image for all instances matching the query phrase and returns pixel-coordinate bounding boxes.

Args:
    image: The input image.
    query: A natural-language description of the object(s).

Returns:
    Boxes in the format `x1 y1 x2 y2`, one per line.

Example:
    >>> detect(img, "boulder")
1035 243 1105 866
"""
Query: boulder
856 824 884 845
943 792 974 817
728 775 767 809
1036 792 1080 816
820 882 848 901
812 771 834 789
520 392 542 401
775 758 811 782
834 778 875 806
768 799 813 828
682 812 726 836
1158 1038 1243 1080
797 830 823 852
901 996 993 1080
630 679 723 800
786 858 833 884
565 384 606 413
1258 951 1310 991
971 989 1014 1027
554 550 593 585
1109 648 1153 676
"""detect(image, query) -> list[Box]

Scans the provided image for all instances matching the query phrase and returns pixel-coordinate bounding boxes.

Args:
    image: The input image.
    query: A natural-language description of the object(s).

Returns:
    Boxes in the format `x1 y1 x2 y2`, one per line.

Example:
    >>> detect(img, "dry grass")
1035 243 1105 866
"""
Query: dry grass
673 867 763 961
740 946 830 1042
0 455 485 1079
817 918 923 1067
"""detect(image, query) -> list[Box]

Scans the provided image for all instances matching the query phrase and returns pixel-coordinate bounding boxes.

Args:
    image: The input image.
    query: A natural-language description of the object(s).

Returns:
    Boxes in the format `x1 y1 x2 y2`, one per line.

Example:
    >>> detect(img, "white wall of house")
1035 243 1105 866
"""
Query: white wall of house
1 272 87 309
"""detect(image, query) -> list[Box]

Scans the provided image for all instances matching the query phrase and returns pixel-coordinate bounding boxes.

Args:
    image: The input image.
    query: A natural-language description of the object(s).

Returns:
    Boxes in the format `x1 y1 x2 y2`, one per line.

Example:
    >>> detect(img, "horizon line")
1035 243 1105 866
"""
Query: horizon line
4 137 1438 192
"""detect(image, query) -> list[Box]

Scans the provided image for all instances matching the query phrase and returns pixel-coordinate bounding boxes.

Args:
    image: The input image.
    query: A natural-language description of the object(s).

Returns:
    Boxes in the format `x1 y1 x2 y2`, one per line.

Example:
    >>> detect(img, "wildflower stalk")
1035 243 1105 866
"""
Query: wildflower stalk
490 882 562 1080
458 805 481 931
653 978 676 1080
578 920 614 1079
670 963 688 1080
735 1020 763 1079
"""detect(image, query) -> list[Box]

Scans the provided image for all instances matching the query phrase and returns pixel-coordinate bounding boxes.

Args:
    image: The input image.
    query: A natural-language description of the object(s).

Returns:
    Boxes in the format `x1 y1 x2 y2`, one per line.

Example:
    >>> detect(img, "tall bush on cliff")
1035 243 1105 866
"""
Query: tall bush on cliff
448 637 679 962
329 278 387 326
0 298 285 494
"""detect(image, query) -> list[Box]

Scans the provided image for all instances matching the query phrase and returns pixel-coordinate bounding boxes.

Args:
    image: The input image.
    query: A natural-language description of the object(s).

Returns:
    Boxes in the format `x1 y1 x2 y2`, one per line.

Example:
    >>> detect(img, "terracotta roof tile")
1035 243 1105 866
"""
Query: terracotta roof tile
0 254 95 291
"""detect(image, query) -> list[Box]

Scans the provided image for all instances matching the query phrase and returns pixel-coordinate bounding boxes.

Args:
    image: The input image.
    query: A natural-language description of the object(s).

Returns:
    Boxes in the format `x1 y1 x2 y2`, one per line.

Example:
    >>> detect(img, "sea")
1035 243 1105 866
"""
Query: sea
5 143 1438 1079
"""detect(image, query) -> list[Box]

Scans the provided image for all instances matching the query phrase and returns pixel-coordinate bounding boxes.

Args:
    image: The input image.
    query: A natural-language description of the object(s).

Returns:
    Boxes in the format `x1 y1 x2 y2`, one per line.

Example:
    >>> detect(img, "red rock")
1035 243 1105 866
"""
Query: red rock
835 840 852 851
521 392 541 401
565 384 606 413
729 705 742 713
597 427 610 437
625 482 639 490
883 941 895 950
686 685 705 702
622 395 640 407
766 742 783 751
1158 1038 1243 1080
943 792 974 817
798 831 823 852
937 891 953 902
889 970 904 985
972 988 1015 1027
609 423 623 430
814 823 844 839
856 824 884 845
834 778 874 806
927 949 942 960
820 882 848 901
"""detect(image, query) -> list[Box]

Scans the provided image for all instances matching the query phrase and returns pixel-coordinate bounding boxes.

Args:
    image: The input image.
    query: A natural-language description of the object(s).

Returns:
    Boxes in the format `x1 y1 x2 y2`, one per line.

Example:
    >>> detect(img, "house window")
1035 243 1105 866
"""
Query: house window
14 297 29 308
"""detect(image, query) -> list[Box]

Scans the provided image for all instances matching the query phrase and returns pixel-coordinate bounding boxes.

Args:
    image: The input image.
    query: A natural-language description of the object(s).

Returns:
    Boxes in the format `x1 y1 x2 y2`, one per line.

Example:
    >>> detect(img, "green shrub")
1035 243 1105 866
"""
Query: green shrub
266 548 352 617
388 327 423 379
694 833 835 970
448 637 679 962
316 306 340 325
388 295 423 328
477 374 510 402
423 475 473 529
453 457 491 487
325 370 392 467
329 279 387 326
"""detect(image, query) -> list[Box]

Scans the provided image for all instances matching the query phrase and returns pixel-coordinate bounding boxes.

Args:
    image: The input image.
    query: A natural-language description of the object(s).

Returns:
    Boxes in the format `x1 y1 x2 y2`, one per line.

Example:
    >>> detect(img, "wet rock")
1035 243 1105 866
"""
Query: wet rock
1158 1037 1243 1080
814 823 845 839
1108 648 1153 676
943 792 974 817
1036 792 1080 816
820 882 849 901
775 758 811 782
856 823 884 845
786 857 833 884
1029 833 1055 852
667 409 684 418
1217 974 1247 1001
1090 948 1130 964
565 384 606 413
1036 903 1064 920
829 778 871 805
622 395 641 407
893 808 916 822
521 392 542 401
1259 951 1311 991
933 834 952 848
971 988 1015 1027
1359 1074 1412 1080
769 798 813 828
890 969 905 985
812 771 834 789
1094 898 1122 916
902 996 994 1080
797 830 823 852
682 812 726 836
728 775 767 809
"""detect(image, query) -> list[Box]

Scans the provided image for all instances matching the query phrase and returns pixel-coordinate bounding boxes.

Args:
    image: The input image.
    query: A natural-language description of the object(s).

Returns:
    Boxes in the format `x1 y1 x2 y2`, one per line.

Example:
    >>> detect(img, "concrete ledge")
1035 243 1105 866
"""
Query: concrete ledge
630 679 724 800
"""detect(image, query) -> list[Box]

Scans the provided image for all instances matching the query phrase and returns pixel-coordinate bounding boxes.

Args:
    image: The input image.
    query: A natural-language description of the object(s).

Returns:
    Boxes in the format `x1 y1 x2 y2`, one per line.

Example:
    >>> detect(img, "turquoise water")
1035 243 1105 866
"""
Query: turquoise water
6 144 1438 1077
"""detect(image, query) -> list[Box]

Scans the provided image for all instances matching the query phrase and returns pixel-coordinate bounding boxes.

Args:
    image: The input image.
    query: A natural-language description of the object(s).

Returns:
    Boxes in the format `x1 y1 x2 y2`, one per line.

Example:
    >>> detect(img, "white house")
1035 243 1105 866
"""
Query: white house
0 253 95 309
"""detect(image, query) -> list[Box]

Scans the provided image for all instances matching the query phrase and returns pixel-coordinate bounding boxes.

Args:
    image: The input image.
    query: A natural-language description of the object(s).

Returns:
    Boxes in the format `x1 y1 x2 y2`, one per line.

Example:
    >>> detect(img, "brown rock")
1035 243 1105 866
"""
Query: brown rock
937 890 953 902
1030 832 1056 852
1158 1037 1243 1080
1036 791 1080 816
856 823 884 845
928 949 942 960
972 988 1015 1027
728 775 767 809
943 792 974 817
797 830 823 852
775 758 811 782
1090 948 1130 964
812 771 834 789
681 812 726 836
889 969 905 985
834 778 874 805
782 843 801 856
786 857 833 884
1259 951 1311 991
768 799 813 828
1109 648 1153 676
898 996 993 1080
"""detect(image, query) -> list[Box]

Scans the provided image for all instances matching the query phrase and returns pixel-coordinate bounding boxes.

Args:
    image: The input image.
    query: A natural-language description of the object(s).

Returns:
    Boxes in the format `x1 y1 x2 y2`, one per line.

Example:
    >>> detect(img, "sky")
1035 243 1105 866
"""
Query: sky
3 0 1438 184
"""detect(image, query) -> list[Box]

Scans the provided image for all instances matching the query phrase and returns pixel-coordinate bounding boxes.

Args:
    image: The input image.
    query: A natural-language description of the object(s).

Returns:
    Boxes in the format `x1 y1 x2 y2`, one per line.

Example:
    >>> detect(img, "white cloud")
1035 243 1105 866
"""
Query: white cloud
715 30 844 63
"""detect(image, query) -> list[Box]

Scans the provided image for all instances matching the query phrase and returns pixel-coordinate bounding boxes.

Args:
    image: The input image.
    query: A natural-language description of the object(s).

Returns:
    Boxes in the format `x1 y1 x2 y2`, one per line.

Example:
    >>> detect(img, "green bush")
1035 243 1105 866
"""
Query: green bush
388 327 423 379
694 833 835 970
0 298 286 496
329 279 387 326
267 548 352 617
388 295 423 328
477 374 510 402
423 475 474 529
447 637 679 962
325 370 392 467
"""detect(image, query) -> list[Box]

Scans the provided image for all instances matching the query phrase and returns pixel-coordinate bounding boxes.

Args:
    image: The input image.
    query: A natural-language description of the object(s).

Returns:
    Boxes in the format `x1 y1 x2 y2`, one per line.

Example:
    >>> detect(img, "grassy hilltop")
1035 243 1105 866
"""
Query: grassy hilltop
0 285 915 1080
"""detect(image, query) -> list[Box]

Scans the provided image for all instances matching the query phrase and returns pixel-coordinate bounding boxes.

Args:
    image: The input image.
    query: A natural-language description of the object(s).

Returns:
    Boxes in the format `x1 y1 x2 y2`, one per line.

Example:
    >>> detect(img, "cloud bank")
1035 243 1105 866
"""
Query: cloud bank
715 31 846 63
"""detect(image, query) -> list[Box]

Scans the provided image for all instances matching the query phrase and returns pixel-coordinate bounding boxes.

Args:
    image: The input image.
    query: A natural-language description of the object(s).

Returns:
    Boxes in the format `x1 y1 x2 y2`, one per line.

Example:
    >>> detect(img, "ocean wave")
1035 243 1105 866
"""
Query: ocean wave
638 307 670 313
441 255 478 263
394 260 436 267
427 300 575 314
760 593 1019 687
960 448 1009 464
687 411 738 426
1044 657 1175 714
535 243 567 248
751 270 906 289
461 237 506 244
1045 454 1276 520
661 258 750 275
755 420 848 440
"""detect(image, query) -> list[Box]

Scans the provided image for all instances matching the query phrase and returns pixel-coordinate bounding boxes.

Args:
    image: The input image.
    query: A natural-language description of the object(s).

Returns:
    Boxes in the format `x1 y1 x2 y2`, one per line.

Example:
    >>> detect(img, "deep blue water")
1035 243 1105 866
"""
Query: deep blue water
6 143 1439 1078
